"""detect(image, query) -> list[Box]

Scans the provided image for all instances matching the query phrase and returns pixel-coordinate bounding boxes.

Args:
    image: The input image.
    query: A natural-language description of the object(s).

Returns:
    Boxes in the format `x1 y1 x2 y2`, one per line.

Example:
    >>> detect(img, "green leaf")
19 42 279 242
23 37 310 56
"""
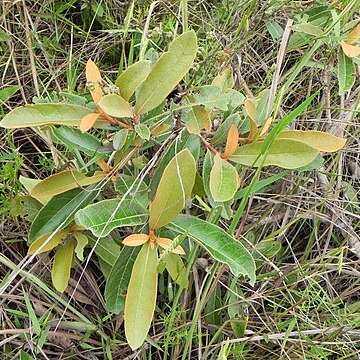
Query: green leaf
28 230 69 255
0 85 21 102
149 149 196 230
337 48 355 95
135 30 197 115
292 23 324 36
184 105 211 135
210 155 239 202
276 130 346 152
105 246 139 314
52 126 103 157
211 67 235 90
113 129 128 150
0 30 10 42
124 243 158 350
116 60 152 101
30 170 106 200
29 186 99 243
202 151 233 219
0 104 93 129
168 215 256 285
229 139 319 169
74 233 89 261
194 86 245 111
87 236 120 279
150 132 200 198
135 123 151 140
164 253 188 288
51 240 75 293
98 94 133 118
75 199 148 237
265 20 284 40
253 239 281 260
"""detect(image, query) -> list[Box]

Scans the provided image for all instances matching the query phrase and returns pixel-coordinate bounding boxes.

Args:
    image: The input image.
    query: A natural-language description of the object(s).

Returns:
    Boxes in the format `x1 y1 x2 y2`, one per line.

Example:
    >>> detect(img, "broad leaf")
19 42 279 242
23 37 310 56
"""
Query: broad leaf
211 67 234 90
164 253 188 288
29 186 99 243
223 124 239 158
184 105 211 135
116 60 152 101
124 243 158 350
98 94 133 118
80 113 100 133
276 130 346 152
211 113 244 146
194 85 244 111
113 129 128 150
135 30 197 115
51 240 75 293
0 104 93 129
28 230 69 255
149 149 196 230
105 246 139 313
74 233 89 261
87 236 120 279
229 139 319 169
0 85 20 102
52 126 103 157
168 215 256 285
86 59 103 104
150 132 200 198
30 170 106 200
337 49 355 95
202 151 233 219
210 155 240 202
75 199 148 237
135 124 151 140
340 41 360 58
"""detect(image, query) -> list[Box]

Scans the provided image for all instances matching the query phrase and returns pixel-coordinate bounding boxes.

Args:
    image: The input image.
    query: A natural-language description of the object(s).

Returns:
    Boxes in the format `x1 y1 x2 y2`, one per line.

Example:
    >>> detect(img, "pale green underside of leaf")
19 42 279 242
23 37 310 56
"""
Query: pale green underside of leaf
168 215 256 285
229 139 319 169
164 253 188 288
98 94 133 118
276 130 346 152
116 60 152 101
184 105 211 134
75 199 148 237
209 155 239 202
105 246 139 314
124 243 158 350
74 233 89 261
135 30 197 115
30 170 106 200
0 104 93 128
149 149 196 230
51 240 75 293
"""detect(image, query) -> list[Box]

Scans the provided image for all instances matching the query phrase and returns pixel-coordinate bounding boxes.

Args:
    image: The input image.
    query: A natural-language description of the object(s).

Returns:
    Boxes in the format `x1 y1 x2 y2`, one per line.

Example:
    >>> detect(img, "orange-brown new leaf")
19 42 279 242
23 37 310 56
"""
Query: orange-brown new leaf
157 237 185 255
80 113 100 133
259 117 273 137
340 41 360 58
123 234 149 247
86 59 103 104
347 23 360 44
222 124 239 159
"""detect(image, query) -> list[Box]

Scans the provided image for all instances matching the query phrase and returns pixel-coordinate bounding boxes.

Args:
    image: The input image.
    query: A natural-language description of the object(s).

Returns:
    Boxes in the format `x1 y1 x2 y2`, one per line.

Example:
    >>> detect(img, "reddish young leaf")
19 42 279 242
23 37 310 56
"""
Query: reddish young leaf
347 23 360 44
123 234 149 247
340 41 360 58
157 237 185 255
80 113 100 133
86 59 103 104
222 124 239 159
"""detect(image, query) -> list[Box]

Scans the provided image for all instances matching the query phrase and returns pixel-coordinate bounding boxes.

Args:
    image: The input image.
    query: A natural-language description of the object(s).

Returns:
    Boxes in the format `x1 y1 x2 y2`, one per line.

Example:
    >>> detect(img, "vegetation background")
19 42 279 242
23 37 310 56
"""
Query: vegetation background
0 0 359 359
